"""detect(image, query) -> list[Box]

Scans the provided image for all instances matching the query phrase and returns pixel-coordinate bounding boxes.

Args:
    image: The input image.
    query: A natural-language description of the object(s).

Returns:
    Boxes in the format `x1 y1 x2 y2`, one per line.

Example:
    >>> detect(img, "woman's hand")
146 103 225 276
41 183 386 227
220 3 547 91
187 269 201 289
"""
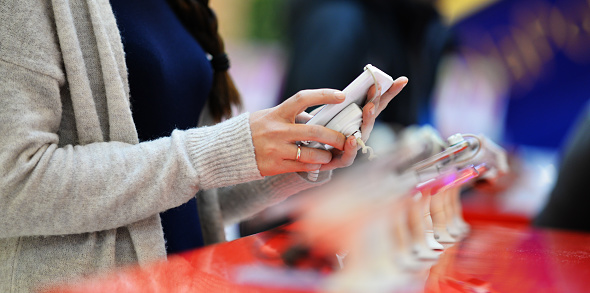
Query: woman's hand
360 76 409 142
250 89 358 177
250 76 408 177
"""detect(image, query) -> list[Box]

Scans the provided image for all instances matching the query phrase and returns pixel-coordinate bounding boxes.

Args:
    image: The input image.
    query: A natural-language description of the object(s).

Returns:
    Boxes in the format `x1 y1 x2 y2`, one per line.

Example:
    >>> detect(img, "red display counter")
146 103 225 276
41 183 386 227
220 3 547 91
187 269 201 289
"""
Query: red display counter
45 222 590 293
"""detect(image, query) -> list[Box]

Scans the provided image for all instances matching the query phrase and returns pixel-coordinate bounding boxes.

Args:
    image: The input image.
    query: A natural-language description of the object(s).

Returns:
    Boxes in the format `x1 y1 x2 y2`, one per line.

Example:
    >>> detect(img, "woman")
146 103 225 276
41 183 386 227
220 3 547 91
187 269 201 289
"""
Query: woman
0 0 407 292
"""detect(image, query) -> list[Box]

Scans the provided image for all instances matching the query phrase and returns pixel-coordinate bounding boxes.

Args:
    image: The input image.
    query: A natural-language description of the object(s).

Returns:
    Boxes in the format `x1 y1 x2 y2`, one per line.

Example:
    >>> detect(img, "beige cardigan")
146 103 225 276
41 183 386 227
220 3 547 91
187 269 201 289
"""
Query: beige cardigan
0 1 327 292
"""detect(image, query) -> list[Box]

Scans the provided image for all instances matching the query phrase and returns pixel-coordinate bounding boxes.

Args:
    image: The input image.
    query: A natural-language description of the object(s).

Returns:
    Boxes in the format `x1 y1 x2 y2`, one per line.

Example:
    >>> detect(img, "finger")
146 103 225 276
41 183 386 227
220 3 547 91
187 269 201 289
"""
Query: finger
266 143 332 164
376 76 408 115
291 144 333 164
338 136 359 167
276 160 323 174
361 102 376 142
278 89 345 120
320 136 358 171
366 82 382 111
290 124 347 151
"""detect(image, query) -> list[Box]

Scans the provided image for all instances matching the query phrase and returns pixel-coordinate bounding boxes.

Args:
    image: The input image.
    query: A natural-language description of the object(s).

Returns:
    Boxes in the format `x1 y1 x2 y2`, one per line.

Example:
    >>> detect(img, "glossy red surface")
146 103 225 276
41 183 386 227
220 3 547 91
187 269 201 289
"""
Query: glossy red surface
44 227 314 293
426 224 590 293
45 222 590 293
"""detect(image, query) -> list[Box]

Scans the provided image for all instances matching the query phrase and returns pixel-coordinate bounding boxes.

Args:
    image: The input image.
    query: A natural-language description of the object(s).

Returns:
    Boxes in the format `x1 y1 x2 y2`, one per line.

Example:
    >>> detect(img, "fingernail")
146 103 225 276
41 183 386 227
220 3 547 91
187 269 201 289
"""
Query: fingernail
369 104 376 116
350 137 357 147
335 91 346 100
396 76 409 87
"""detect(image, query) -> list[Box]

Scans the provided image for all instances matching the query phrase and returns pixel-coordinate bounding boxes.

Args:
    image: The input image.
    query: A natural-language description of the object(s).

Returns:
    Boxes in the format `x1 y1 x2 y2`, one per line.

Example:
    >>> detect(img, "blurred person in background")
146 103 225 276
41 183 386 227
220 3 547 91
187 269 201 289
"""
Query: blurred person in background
281 0 455 129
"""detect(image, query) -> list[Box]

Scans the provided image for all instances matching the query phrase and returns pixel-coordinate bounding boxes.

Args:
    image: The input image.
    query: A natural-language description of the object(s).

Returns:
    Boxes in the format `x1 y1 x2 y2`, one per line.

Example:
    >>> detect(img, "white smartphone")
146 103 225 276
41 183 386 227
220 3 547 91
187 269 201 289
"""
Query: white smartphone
305 64 394 127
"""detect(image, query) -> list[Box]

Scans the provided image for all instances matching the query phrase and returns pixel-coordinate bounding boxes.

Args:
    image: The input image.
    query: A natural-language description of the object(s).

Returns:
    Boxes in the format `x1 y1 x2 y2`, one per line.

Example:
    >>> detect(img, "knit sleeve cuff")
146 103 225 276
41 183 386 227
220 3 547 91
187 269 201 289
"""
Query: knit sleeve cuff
263 170 332 204
185 112 263 189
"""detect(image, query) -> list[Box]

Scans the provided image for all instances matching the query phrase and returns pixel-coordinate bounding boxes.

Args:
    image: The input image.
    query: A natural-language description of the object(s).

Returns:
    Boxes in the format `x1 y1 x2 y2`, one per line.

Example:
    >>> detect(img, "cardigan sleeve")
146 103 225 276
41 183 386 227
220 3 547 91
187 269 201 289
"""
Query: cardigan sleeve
217 169 332 225
195 90 333 227
0 59 263 238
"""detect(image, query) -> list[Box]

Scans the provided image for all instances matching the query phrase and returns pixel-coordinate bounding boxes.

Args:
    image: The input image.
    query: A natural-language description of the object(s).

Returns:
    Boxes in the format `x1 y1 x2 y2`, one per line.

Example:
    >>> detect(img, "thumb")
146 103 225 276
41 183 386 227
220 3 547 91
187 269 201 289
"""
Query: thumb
278 89 345 120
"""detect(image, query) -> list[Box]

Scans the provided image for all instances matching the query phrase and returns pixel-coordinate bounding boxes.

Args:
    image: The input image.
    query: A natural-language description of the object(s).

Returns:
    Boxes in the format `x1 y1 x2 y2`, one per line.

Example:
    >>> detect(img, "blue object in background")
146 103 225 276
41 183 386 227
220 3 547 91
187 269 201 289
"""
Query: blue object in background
453 0 590 150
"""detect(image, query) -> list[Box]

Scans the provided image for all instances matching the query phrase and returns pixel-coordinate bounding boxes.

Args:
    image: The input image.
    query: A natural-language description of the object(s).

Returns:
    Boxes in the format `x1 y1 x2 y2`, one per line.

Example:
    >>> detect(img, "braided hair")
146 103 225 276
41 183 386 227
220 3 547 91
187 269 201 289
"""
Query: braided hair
167 0 242 122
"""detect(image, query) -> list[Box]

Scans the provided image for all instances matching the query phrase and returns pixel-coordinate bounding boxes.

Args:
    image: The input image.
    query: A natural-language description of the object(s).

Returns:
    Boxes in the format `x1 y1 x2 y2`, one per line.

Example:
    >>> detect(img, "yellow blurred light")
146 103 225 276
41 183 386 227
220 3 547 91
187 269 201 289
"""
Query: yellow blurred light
210 0 252 40
512 28 542 76
530 20 554 63
436 0 499 24
549 7 568 48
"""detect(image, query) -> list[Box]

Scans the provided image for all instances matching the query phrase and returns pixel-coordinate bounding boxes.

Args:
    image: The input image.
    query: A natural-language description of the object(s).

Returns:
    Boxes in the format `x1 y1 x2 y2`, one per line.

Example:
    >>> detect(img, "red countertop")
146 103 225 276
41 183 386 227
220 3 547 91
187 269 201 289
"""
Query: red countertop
45 222 590 293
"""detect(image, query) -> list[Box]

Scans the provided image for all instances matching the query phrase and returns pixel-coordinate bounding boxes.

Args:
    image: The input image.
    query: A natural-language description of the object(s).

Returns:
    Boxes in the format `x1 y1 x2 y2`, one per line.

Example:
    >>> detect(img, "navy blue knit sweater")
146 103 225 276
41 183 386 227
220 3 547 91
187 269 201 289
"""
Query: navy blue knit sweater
111 0 213 253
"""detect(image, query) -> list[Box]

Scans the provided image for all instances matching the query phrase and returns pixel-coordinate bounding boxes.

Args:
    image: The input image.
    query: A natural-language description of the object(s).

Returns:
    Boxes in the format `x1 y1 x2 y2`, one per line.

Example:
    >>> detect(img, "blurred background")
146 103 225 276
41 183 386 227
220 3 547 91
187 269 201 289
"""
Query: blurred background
210 0 590 235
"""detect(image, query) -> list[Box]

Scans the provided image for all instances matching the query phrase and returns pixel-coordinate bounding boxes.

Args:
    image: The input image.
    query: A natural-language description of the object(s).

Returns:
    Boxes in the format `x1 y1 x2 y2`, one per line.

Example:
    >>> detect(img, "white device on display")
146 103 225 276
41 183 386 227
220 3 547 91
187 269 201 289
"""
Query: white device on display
301 64 395 181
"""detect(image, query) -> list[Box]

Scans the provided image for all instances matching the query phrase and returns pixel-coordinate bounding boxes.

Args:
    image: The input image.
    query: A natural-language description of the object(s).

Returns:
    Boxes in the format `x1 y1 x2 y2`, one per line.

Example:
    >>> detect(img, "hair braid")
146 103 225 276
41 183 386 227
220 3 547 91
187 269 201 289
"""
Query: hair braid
168 0 242 122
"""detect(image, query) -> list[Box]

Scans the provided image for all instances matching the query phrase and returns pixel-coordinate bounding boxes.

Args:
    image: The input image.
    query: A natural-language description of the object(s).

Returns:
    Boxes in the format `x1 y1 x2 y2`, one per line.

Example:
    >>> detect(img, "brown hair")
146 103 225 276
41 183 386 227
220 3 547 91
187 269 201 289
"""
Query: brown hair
167 0 242 122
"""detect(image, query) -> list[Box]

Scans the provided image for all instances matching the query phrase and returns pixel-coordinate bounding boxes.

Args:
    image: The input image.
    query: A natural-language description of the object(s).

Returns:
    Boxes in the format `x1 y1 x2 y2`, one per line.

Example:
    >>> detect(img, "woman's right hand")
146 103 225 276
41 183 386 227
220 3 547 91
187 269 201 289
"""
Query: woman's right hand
250 89 358 177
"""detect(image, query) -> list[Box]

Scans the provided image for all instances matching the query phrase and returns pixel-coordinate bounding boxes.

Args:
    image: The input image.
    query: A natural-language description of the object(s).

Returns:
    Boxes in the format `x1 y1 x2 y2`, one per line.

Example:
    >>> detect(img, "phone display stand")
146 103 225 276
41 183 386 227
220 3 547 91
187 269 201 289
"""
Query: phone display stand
278 125 509 292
